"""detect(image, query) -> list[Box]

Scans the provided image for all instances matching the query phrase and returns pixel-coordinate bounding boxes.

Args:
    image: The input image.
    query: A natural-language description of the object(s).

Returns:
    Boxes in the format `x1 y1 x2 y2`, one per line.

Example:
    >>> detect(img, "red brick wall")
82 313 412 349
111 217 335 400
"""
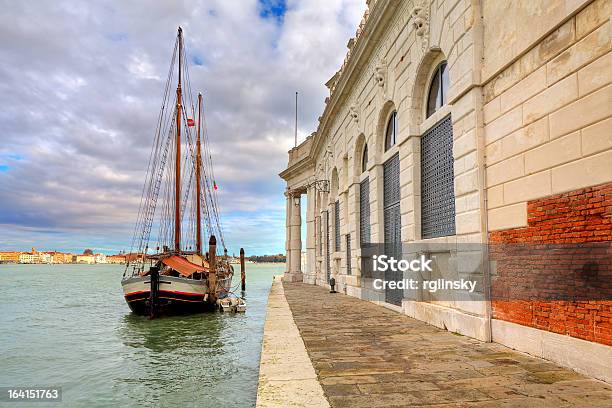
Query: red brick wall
489 183 612 345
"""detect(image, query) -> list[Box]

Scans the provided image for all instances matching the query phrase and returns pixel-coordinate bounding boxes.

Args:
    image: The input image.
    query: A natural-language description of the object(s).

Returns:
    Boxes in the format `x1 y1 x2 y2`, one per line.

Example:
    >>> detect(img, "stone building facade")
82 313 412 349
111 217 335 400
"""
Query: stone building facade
280 0 611 382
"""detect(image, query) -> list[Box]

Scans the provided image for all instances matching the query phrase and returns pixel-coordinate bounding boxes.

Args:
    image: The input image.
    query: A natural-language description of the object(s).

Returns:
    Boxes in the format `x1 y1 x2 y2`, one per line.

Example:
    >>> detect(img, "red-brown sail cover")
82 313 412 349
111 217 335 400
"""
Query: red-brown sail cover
162 255 208 277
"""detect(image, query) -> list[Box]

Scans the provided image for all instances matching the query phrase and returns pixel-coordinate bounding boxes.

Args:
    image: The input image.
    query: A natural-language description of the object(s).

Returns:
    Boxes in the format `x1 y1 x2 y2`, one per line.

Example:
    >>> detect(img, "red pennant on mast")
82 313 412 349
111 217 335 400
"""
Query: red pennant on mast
187 118 195 127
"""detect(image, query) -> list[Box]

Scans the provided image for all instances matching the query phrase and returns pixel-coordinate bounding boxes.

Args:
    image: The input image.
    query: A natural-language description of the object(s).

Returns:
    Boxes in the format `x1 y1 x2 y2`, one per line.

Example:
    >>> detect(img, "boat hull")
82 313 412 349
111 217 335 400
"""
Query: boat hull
121 275 232 316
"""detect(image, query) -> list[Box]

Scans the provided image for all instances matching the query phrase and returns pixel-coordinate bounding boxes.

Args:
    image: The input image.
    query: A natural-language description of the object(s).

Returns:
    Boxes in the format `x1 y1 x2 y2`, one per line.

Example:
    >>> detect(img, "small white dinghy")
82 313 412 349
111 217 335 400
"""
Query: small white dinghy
235 298 246 313
217 294 246 313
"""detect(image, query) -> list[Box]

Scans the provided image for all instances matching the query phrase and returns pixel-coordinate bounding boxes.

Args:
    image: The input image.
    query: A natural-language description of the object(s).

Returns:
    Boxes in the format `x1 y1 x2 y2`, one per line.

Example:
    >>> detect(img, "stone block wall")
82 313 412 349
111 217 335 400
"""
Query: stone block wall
484 0 612 233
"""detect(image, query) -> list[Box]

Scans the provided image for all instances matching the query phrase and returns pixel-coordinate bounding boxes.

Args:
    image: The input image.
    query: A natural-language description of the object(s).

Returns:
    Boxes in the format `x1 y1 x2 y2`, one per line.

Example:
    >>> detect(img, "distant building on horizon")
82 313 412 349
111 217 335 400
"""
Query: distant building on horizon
75 254 93 264
49 252 73 264
124 253 144 263
19 250 39 264
107 254 127 264
0 248 130 264
39 252 51 264
0 251 20 263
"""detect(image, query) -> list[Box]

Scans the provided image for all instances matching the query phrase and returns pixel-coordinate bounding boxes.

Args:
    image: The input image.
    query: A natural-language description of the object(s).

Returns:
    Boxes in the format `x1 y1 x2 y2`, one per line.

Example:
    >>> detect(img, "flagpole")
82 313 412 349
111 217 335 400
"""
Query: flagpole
294 91 298 147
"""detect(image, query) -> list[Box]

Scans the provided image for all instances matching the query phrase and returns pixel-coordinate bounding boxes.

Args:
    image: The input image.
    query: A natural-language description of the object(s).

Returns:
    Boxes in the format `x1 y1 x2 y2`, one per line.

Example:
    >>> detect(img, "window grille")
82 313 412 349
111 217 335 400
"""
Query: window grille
359 178 370 246
420 114 456 239
317 215 322 256
346 234 351 275
383 153 400 210
383 153 402 306
334 200 340 252
325 210 330 283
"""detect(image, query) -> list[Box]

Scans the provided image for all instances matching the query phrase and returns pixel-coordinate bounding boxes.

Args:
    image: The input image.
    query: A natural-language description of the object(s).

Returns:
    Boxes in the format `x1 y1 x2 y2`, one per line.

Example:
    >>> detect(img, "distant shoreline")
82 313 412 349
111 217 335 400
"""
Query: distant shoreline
230 261 286 265
0 261 287 266
250 262 286 265
0 263 125 266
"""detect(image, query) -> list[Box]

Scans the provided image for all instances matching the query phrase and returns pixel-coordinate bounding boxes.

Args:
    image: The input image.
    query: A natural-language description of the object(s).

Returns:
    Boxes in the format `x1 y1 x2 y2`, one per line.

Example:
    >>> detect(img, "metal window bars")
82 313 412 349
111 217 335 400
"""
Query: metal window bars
420 114 456 239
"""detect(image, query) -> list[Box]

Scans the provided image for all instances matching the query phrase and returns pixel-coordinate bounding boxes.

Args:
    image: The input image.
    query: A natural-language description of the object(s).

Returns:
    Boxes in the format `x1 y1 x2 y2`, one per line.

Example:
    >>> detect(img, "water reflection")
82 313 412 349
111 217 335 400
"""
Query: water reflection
117 312 226 353
115 312 234 406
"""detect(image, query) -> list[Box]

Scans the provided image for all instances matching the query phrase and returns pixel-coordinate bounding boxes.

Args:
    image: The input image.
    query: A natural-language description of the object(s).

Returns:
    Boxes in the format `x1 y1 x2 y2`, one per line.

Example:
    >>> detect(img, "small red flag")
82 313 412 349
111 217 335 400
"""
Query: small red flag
214 181 218 190
187 118 195 127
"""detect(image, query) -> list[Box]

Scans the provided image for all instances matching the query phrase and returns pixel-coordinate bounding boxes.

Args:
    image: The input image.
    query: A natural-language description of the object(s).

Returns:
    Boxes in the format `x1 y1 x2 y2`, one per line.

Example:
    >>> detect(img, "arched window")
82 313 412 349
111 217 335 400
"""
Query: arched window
361 144 368 173
384 111 397 151
426 61 449 118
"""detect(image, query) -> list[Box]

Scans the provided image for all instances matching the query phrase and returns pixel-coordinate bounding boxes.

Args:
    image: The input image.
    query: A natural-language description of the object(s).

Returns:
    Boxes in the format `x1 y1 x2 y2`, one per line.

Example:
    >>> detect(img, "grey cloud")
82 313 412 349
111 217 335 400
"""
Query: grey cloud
0 0 365 254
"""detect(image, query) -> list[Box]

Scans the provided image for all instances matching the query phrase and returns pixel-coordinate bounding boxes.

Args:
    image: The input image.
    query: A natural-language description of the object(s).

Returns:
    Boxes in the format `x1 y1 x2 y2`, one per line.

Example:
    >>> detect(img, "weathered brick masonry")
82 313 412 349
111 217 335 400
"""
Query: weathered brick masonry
490 182 612 345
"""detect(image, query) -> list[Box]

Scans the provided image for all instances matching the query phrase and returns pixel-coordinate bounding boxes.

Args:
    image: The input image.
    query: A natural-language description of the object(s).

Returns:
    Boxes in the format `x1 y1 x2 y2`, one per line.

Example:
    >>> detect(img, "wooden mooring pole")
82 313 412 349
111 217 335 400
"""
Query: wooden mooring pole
240 248 246 292
208 235 217 305
149 265 160 319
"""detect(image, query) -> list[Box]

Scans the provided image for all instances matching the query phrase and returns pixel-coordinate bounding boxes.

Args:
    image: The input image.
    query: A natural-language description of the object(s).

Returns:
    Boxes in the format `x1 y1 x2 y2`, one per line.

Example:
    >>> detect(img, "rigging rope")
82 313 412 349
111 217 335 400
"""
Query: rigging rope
125 30 228 278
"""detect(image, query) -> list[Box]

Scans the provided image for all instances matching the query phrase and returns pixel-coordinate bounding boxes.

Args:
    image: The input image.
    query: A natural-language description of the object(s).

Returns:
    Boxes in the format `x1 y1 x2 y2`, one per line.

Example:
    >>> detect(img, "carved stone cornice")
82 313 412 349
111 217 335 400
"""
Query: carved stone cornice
311 0 401 159
279 154 314 181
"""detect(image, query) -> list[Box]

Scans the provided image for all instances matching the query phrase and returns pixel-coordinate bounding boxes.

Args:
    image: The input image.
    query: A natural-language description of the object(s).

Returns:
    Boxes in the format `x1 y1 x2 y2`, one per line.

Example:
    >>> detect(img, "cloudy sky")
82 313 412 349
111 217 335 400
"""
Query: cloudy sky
0 0 366 255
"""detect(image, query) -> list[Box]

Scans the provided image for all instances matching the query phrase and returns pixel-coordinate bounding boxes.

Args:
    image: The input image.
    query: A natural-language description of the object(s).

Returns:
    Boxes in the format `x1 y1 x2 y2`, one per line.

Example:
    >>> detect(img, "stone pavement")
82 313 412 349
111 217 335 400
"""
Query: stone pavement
256 277 329 408
283 282 612 408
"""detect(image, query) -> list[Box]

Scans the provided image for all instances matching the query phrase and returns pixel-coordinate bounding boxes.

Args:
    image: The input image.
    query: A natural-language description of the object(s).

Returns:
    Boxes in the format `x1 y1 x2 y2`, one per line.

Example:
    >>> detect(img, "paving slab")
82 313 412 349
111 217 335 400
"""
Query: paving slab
283 282 612 408
256 277 329 408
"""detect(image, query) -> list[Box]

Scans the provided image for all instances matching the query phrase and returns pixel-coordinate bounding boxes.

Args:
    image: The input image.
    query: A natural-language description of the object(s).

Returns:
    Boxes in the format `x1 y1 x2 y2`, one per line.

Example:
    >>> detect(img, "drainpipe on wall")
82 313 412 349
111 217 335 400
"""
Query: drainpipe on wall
477 107 493 343
472 0 493 343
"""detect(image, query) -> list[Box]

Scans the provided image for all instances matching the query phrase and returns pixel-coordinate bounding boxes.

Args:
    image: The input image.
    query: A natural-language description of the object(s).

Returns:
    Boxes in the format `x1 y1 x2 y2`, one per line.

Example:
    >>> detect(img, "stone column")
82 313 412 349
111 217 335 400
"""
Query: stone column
287 193 303 282
317 191 329 287
285 192 292 274
305 187 316 284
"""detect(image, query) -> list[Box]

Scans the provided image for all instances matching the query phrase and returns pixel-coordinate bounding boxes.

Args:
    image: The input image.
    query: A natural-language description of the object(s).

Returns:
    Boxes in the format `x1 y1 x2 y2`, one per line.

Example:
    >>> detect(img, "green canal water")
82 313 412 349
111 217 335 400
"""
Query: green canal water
0 263 284 407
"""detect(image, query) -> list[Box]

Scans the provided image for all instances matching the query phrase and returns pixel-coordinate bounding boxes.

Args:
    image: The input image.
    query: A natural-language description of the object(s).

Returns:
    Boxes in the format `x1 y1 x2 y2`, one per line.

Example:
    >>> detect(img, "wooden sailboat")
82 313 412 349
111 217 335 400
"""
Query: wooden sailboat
121 27 234 317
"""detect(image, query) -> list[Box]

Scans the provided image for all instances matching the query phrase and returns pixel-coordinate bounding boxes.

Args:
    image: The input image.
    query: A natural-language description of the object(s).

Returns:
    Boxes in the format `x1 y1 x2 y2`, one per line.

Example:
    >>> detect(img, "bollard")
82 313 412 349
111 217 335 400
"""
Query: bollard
329 277 337 293
149 265 160 319
208 235 217 305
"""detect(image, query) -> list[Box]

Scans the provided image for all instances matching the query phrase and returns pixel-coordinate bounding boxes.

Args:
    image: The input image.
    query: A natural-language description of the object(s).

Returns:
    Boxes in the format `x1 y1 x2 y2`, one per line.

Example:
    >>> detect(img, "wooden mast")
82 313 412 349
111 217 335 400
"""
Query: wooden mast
195 93 203 255
174 27 183 252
